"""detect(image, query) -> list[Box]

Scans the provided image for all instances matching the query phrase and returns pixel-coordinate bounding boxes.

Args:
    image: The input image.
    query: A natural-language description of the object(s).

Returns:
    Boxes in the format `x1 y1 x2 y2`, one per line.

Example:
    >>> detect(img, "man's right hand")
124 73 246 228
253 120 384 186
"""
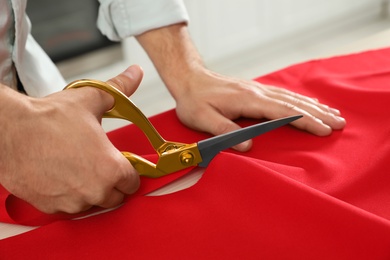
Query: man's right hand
0 65 143 214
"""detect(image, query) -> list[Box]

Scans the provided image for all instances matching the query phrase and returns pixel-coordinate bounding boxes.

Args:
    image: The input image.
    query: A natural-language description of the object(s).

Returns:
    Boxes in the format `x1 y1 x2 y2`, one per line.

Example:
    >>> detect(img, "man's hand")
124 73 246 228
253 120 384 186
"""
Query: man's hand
0 65 143 214
174 68 346 151
136 24 346 151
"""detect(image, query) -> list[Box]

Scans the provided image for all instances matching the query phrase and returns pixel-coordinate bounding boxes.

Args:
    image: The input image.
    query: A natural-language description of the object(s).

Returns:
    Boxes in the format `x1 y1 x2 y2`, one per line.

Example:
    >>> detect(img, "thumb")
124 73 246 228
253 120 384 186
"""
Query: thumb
84 65 144 118
215 118 252 152
196 108 253 152
107 65 144 97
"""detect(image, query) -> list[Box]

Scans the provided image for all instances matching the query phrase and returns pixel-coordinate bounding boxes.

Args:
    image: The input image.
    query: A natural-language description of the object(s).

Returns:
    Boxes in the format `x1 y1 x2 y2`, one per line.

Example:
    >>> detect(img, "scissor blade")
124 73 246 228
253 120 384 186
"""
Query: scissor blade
197 115 302 167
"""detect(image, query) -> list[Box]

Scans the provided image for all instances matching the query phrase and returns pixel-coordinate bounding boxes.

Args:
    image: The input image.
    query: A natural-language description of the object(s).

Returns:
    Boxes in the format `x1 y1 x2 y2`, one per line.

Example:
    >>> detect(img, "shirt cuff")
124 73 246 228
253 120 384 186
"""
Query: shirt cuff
97 0 189 41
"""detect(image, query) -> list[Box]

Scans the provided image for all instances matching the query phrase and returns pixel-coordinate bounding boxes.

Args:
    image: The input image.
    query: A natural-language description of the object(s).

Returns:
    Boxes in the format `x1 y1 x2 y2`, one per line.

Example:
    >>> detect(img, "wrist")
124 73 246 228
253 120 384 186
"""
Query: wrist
0 85 33 186
163 61 209 99
0 85 33 120
135 23 207 99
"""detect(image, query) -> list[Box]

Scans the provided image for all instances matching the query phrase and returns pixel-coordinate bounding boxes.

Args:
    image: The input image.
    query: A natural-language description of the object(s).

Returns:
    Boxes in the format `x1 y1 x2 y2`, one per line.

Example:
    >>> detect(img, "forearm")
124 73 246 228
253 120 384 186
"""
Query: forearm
0 85 32 187
135 23 205 99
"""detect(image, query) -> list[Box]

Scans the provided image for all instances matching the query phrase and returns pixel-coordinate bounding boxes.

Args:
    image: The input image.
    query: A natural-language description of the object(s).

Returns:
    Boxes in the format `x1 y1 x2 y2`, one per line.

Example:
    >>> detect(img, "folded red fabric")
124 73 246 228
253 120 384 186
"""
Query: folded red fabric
1 48 390 259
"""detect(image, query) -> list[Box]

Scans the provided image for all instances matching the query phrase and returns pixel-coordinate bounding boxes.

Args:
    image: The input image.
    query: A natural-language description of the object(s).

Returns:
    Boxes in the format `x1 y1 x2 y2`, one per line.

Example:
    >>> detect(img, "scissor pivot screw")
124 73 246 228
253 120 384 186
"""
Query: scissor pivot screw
180 151 194 166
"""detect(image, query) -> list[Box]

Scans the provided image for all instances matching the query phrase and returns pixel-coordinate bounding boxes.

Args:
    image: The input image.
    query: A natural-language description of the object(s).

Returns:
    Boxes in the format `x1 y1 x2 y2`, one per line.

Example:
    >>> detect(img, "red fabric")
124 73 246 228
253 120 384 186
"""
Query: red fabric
1 48 390 259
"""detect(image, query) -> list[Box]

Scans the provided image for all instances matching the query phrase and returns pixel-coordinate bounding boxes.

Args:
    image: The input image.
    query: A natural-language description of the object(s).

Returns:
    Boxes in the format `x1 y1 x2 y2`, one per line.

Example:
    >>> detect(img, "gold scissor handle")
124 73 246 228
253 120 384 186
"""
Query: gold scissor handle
65 79 166 150
64 79 201 178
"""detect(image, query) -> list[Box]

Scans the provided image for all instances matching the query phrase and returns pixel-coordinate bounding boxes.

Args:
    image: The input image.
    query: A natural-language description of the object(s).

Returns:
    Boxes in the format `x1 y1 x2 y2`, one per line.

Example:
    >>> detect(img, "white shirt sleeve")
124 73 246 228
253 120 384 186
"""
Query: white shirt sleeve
97 0 189 41
11 0 66 97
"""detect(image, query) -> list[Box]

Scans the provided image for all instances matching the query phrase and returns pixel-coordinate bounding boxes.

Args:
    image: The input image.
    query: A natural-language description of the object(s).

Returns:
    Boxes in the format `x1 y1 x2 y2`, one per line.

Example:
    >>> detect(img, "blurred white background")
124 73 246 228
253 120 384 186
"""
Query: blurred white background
61 0 390 131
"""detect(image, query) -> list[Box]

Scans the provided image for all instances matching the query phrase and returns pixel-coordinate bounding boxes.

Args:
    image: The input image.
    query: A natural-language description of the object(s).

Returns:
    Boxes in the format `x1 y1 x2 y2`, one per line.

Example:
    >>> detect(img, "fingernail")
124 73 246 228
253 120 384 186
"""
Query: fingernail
330 108 341 115
123 65 143 79
335 115 346 123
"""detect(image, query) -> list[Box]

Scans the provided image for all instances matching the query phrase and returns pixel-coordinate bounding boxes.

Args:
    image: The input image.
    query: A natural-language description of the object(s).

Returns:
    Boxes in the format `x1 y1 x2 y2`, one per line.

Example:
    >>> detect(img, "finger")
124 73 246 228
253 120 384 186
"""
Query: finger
265 90 346 131
187 106 253 152
75 65 144 116
114 155 141 195
106 65 144 97
87 150 140 209
249 96 333 136
36 197 93 214
254 84 346 134
86 165 139 210
96 188 125 209
266 85 342 116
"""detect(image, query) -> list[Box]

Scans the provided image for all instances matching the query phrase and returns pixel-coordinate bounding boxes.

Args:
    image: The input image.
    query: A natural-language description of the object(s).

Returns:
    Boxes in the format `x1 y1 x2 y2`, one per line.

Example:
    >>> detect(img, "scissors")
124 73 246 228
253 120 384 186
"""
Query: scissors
64 79 302 178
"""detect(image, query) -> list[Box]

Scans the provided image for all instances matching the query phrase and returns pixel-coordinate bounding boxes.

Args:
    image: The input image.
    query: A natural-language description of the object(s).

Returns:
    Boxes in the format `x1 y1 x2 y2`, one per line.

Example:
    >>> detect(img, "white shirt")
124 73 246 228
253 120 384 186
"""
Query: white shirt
1 0 189 97
0 0 15 89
